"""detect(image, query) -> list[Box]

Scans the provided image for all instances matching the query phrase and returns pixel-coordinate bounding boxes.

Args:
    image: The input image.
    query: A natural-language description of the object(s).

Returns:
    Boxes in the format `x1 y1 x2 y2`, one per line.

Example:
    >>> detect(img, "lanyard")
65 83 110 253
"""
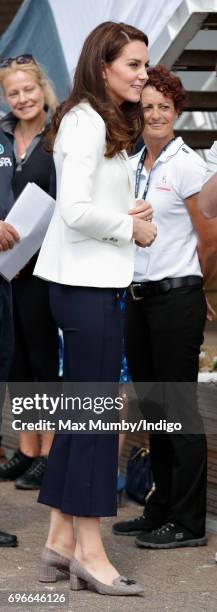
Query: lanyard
135 137 176 200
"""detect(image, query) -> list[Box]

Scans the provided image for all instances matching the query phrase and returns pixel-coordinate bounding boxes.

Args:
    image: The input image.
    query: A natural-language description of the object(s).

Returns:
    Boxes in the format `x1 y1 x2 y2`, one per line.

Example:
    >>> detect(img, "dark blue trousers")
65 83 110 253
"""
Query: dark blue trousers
38 284 122 516
0 280 14 430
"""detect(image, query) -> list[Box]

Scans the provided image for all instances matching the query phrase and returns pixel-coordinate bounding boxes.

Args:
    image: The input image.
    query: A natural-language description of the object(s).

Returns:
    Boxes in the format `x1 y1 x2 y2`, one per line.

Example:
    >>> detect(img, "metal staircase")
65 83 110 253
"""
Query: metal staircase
150 0 217 149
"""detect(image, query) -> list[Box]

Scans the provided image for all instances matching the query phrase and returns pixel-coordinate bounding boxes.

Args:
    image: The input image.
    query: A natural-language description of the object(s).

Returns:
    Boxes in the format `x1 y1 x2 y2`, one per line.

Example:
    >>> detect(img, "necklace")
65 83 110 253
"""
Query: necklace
16 125 27 160
16 120 45 161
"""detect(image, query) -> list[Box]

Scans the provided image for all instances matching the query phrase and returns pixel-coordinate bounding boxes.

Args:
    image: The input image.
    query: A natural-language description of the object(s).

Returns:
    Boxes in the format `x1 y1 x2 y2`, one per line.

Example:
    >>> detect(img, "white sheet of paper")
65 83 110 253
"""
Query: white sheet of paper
0 182 55 281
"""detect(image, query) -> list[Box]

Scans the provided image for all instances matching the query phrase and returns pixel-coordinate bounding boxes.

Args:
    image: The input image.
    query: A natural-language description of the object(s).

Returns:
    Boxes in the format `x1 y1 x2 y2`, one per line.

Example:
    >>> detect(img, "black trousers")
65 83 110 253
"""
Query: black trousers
124 286 207 536
38 284 122 517
9 273 59 382
0 281 14 431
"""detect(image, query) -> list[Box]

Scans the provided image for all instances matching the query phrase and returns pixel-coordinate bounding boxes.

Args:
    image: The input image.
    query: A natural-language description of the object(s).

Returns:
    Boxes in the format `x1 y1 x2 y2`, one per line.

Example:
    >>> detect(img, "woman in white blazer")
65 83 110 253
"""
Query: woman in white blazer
36 21 156 596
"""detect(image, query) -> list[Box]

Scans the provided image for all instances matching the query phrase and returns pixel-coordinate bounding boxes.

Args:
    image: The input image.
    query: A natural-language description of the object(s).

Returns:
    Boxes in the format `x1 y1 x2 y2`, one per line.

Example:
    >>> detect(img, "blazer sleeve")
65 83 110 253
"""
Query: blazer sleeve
58 107 133 246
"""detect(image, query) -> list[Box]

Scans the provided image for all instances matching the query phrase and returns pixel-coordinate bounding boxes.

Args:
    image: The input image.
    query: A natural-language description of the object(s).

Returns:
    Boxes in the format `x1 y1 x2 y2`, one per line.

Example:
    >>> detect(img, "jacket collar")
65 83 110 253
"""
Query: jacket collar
1 111 52 137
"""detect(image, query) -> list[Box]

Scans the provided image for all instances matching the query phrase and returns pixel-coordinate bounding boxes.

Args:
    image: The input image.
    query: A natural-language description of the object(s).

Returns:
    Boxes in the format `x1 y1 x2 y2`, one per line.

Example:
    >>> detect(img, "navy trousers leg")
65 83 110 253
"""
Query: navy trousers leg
38 285 122 516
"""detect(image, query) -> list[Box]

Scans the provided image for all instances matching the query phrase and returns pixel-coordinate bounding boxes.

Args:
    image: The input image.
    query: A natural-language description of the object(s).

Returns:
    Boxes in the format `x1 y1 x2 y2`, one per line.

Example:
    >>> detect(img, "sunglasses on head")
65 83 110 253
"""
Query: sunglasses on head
0 54 36 68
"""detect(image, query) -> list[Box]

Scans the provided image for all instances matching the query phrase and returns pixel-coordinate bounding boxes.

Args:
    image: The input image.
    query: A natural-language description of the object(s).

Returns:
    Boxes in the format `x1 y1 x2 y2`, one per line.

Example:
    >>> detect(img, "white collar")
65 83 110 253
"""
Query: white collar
130 137 185 170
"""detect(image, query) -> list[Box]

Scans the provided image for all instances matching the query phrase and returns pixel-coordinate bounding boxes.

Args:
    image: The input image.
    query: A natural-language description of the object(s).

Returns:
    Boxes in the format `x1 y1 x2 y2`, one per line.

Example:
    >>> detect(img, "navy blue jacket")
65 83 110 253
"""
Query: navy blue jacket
0 129 14 220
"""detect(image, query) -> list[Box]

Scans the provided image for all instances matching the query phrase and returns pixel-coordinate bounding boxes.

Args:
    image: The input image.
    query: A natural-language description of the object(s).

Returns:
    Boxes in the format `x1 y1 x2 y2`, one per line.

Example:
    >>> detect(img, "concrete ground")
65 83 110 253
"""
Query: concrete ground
0 483 217 612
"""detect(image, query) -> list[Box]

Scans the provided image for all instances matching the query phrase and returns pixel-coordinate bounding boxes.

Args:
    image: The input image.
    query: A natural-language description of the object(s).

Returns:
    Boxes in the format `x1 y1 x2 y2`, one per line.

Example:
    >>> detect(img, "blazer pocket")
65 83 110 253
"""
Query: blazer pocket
64 227 89 243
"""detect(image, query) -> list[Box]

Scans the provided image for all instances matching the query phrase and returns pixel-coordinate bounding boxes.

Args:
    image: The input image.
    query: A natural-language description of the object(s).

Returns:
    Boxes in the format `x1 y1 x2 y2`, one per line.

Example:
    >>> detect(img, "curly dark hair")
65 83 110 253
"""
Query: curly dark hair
145 65 187 113
49 21 148 157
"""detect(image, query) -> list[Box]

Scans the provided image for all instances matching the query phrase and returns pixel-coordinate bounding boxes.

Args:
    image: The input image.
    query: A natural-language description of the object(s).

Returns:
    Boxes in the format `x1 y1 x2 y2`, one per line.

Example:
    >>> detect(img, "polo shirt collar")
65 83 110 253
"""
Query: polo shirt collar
131 136 185 171
158 136 184 161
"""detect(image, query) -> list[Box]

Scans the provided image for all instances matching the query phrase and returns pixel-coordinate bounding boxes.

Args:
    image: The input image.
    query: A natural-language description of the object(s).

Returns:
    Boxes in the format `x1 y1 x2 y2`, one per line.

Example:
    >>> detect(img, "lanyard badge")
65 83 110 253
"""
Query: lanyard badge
135 137 176 200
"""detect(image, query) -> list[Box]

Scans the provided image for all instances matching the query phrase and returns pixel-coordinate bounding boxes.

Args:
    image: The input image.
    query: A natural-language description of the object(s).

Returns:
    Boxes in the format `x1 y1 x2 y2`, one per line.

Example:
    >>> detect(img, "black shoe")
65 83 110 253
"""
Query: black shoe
0 530 18 547
135 522 207 549
0 450 34 480
15 456 47 490
112 512 163 536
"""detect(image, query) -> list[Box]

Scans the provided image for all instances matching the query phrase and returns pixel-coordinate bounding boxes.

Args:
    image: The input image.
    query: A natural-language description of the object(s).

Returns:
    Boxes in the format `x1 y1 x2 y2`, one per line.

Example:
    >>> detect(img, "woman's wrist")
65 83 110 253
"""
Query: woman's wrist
132 217 140 239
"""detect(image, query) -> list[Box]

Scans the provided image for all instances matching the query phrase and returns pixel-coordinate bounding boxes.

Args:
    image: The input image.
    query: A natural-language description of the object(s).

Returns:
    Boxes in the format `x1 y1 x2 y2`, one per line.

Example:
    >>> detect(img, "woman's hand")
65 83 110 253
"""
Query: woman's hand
0 221 20 251
205 295 216 322
132 217 157 248
129 199 153 222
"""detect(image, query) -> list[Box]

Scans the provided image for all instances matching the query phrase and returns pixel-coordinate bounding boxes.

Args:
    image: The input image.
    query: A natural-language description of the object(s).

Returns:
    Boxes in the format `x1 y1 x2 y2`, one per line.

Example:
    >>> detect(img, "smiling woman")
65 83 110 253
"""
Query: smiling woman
33 20 156 598
49 22 149 158
0 58 56 159
3 69 45 114
141 64 187 158
0 57 60 492
3 69 48 158
102 40 149 105
113 65 217 550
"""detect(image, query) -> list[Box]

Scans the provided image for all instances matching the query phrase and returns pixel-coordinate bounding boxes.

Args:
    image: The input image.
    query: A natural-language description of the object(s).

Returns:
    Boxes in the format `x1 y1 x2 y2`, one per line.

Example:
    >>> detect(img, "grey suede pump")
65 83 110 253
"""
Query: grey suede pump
69 556 144 596
39 547 70 582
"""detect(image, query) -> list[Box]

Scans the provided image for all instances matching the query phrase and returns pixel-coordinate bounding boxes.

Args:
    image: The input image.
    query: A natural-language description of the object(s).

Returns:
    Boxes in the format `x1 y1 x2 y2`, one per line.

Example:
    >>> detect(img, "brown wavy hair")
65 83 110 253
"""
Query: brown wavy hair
50 21 148 156
145 65 187 114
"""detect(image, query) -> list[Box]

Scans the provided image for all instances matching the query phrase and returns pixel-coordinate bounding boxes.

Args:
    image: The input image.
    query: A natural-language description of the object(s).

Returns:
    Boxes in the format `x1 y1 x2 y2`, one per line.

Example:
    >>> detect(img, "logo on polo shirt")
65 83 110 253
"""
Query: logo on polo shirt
0 144 4 154
155 175 172 192
0 157 12 167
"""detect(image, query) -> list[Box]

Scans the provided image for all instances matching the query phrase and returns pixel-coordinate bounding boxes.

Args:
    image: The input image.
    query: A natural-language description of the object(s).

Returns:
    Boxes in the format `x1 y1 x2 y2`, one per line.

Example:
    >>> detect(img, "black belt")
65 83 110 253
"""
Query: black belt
128 276 203 300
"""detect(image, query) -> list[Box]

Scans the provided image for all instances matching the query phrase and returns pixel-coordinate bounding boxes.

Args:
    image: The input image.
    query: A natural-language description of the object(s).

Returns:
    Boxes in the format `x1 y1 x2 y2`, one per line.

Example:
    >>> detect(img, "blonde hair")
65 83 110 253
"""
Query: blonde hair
0 60 57 113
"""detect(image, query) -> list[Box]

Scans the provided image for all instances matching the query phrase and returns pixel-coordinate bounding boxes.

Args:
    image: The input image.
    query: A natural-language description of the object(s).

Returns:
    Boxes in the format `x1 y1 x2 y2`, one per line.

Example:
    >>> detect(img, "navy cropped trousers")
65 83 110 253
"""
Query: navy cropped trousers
38 284 122 516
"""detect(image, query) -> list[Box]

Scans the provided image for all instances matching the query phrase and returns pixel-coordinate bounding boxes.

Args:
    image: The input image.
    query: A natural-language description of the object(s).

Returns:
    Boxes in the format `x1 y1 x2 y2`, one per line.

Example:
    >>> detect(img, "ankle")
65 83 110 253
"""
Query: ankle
20 449 38 459
74 546 109 567
46 540 75 559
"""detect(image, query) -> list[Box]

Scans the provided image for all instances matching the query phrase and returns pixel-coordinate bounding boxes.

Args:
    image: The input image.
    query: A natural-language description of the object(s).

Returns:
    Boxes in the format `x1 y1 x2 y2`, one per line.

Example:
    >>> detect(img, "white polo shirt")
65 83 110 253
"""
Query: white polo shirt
130 137 206 282
206 140 217 178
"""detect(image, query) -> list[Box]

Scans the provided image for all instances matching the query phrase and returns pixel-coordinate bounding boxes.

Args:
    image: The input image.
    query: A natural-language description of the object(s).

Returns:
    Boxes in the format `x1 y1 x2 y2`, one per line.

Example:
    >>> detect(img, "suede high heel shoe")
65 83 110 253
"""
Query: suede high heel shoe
39 547 70 582
69 555 144 596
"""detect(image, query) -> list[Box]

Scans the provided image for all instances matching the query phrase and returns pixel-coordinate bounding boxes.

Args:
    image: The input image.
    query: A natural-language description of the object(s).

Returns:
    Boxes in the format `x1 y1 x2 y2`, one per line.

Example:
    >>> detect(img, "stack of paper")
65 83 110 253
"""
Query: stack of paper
0 182 55 281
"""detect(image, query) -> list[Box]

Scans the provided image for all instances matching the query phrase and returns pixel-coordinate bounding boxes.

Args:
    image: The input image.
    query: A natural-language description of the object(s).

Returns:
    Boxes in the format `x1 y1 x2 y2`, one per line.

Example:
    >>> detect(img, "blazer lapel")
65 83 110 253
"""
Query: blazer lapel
120 150 135 200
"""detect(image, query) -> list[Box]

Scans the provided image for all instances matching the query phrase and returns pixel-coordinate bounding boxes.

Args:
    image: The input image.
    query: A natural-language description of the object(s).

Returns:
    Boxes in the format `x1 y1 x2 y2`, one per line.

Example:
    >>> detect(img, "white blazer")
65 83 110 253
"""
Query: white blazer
34 102 135 287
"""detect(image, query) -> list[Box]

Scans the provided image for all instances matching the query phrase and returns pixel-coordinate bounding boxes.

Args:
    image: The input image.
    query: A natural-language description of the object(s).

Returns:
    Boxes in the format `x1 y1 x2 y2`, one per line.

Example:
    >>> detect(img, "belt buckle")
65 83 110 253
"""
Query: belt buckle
161 279 171 293
130 283 144 301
